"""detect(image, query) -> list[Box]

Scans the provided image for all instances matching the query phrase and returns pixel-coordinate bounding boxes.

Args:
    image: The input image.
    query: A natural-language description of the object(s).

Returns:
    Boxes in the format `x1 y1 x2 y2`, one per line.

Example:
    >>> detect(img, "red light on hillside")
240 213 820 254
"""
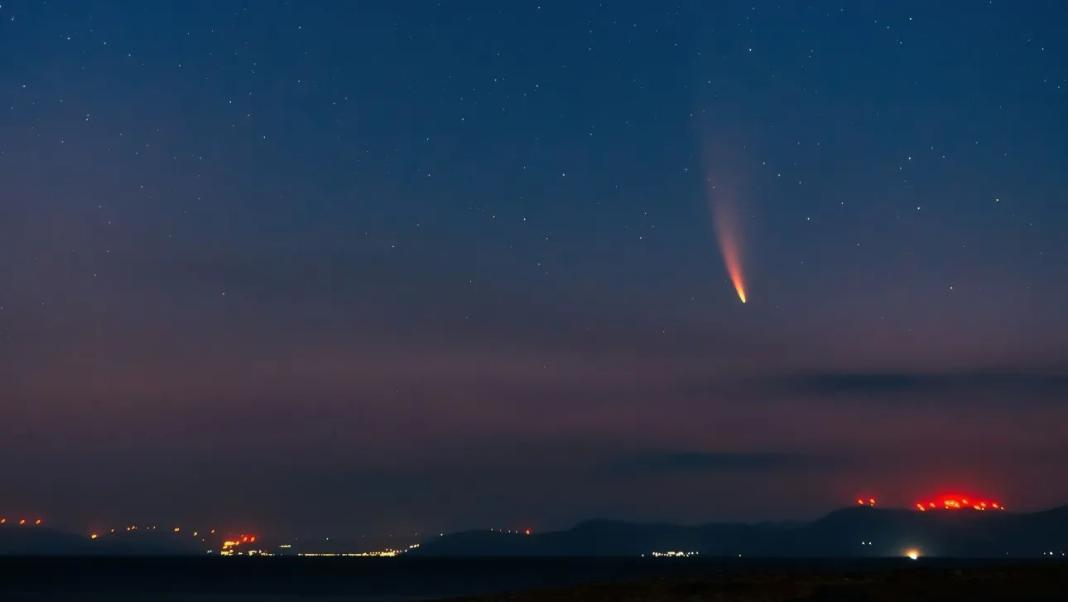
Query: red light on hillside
855 497 876 507
914 494 1004 512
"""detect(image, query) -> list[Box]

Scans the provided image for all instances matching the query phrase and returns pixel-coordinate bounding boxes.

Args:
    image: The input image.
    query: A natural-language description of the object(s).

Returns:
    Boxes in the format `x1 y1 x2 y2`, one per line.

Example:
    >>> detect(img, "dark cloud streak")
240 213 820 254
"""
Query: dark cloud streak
777 371 1068 401
606 451 842 476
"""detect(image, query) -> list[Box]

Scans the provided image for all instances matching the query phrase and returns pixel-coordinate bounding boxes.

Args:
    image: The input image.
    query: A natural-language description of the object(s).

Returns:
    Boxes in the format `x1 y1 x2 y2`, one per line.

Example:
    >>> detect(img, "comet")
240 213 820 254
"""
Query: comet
702 141 750 304
712 199 747 304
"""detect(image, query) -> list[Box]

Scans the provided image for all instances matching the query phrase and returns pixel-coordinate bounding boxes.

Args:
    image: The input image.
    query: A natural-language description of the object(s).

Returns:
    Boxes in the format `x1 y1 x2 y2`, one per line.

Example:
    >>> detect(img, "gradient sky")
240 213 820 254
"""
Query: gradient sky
2 1 1067 539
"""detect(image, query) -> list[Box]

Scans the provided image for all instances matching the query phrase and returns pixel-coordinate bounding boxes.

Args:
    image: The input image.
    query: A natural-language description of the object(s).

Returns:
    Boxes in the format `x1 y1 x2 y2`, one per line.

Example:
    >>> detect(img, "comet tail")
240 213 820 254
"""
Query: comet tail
712 201 747 304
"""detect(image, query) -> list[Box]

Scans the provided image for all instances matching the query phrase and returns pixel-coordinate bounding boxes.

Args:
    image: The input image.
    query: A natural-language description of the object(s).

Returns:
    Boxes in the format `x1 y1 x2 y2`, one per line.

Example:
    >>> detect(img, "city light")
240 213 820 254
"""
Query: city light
219 534 261 556
297 543 422 558
647 550 700 558
220 534 269 556
905 548 921 560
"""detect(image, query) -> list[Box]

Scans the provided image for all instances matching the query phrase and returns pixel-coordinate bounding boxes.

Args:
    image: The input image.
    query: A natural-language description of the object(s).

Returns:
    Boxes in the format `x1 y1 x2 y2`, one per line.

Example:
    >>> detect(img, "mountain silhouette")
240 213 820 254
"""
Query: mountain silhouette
413 505 1068 558
6 506 1067 557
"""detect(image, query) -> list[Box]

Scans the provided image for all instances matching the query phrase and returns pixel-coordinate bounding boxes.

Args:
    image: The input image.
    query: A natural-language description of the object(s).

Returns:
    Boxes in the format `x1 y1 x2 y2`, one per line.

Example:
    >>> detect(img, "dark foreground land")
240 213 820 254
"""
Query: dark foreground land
0 557 1064 601
456 563 1068 601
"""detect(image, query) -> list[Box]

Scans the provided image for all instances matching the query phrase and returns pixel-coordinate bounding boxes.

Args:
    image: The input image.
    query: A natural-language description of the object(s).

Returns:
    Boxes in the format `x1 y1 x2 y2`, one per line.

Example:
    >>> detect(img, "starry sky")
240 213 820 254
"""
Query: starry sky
2 1 1067 539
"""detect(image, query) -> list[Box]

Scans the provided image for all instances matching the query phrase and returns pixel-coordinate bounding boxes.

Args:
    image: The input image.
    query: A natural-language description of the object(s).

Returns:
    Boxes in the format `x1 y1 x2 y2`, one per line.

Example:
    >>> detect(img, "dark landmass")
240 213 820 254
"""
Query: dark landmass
0 557 1063 601
453 563 1068 602
5 505 1068 559
415 505 1068 558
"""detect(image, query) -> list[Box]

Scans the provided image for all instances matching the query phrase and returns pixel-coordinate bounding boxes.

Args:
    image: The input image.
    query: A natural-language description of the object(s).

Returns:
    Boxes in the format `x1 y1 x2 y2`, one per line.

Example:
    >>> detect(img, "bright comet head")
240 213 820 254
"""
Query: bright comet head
711 197 748 304
735 281 747 304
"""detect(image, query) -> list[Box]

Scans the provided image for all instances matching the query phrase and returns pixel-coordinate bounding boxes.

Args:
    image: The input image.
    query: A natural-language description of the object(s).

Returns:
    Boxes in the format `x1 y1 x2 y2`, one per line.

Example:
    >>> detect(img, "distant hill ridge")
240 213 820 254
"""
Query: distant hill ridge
4 505 1067 557
412 505 1068 558
0 525 206 556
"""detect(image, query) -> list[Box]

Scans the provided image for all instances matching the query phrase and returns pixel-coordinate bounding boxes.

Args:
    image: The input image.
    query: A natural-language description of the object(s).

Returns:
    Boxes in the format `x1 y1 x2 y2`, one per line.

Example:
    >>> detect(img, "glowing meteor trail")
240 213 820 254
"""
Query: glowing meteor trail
712 201 747 304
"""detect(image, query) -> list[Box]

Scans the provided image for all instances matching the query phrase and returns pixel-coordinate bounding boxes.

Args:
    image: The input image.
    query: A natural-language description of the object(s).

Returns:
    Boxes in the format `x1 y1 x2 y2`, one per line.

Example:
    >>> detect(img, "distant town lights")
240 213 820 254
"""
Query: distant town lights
648 550 700 558
296 543 421 558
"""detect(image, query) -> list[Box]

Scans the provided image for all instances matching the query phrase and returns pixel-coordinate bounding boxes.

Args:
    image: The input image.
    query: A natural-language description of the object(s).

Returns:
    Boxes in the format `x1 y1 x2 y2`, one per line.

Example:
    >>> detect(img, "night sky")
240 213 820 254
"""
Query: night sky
3 1 1067 539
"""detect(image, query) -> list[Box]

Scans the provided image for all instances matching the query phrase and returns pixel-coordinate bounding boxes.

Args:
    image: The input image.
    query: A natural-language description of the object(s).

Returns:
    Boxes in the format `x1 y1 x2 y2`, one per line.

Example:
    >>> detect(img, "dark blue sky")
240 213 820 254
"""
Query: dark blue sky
2 1 1067 538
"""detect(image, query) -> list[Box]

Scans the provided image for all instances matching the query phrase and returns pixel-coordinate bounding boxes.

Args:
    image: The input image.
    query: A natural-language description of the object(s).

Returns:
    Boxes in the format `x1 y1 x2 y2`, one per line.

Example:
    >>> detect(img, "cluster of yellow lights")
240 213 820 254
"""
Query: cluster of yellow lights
218 534 261 556
299 551 401 558
219 548 272 557
646 550 700 558
298 543 421 558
